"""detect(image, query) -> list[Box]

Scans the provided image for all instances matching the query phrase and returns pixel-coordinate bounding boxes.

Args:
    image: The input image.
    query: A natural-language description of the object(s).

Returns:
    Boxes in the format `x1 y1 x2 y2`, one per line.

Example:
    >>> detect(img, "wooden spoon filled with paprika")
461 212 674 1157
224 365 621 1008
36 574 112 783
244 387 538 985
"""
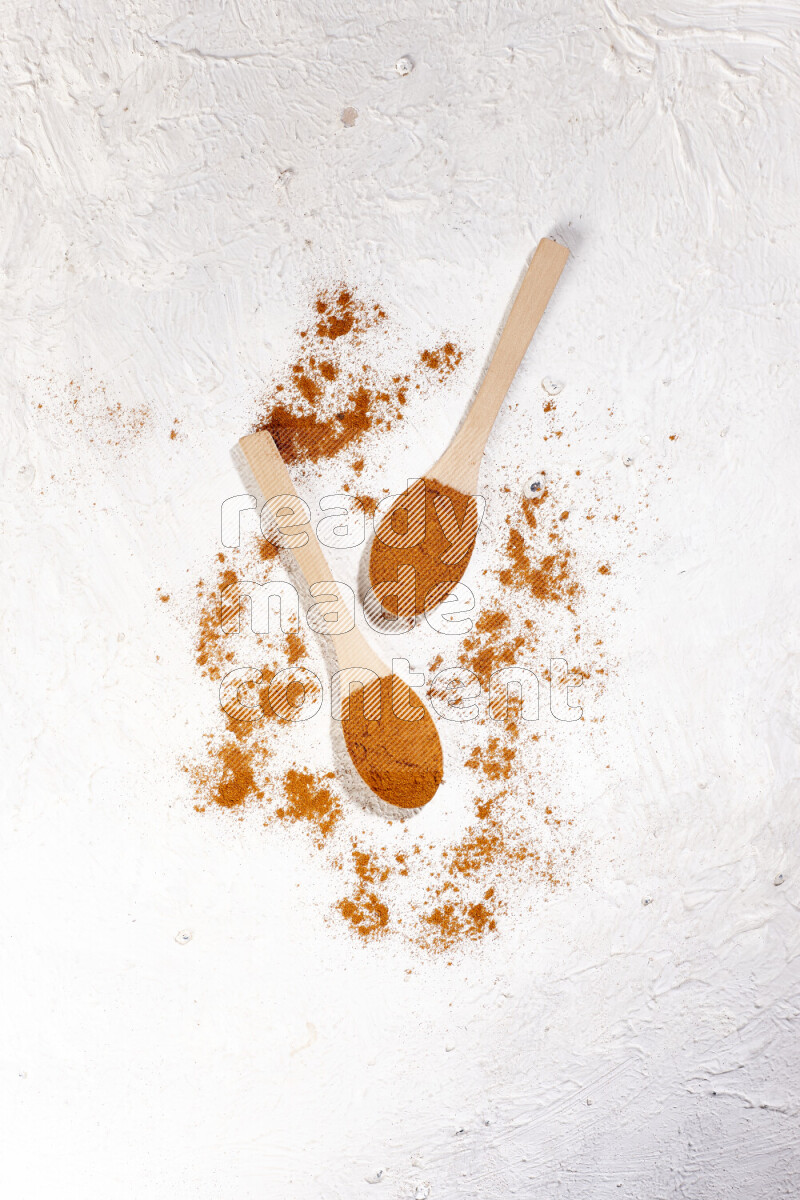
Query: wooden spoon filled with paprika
368 237 569 621
239 430 443 810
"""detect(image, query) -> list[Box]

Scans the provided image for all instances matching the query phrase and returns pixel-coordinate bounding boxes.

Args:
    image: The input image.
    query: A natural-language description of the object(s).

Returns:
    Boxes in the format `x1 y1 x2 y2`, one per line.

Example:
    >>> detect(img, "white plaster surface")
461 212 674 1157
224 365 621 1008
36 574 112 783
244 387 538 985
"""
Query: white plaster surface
2 2 800 1196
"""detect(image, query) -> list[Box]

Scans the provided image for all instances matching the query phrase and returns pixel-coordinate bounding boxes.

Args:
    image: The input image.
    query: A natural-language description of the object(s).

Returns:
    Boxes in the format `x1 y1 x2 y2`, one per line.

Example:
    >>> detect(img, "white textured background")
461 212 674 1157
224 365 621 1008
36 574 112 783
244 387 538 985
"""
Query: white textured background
2 2 800 1197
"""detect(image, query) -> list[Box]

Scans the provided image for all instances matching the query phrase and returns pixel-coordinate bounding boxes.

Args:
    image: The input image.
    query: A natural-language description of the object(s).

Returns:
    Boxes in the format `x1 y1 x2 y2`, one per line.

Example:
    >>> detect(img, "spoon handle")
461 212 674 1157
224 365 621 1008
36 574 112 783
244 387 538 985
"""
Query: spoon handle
239 431 386 676
240 430 337 584
435 237 569 491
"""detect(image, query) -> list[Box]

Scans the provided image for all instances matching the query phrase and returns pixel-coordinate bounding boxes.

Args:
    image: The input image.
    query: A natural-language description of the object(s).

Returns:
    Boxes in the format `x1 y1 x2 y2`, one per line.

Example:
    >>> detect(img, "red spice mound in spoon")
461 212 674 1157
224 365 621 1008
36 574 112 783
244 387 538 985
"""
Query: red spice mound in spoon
341 673 444 808
368 477 479 619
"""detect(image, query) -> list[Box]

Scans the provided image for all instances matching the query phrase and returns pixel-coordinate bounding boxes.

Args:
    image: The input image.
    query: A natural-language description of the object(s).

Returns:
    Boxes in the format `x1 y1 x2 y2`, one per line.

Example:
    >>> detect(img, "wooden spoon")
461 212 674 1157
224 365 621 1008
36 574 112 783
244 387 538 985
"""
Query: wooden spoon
239 430 443 809
368 237 569 620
